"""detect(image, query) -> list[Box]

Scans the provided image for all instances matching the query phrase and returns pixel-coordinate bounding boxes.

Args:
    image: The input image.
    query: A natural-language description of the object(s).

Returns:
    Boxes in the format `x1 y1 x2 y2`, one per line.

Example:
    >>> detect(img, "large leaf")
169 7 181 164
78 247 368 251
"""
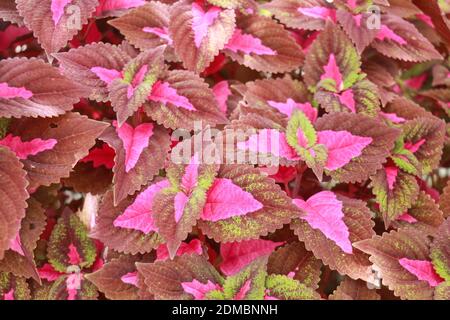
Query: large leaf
169 0 235 73
402 117 446 175
267 242 322 290
100 124 170 205
0 58 88 118
370 170 420 227
136 253 223 300
223 14 304 73
291 195 375 281
430 219 450 282
108 2 174 52
144 70 227 130
265 274 320 300
0 272 31 300
354 228 438 300
90 190 163 255
198 164 300 242
8 112 109 189
440 181 450 218
0 198 46 282
0 0 24 26
329 277 380 300
315 112 400 183
370 14 442 62
0 147 28 260
47 209 97 273
86 255 140 300
16 0 98 54
54 42 132 102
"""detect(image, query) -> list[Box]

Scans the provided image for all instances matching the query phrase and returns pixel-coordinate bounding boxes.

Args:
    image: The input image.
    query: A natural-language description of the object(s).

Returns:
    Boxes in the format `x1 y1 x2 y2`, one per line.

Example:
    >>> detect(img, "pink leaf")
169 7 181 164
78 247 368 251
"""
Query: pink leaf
0 82 33 99
267 98 318 122
120 271 138 286
317 130 373 171
9 234 25 256
51 0 72 26
385 165 398 191
181 279 221 300
38 263 64 281
298 7 335 21
113 179 169 234
336 89 356 113
113 121 154 173
404 139 426 153
379 112 406 124
234 279 251 300
181 153 200 192
212 80 231 114
201 178 263 222
225 28 276 56
398 258 444 287
321 54 343 90
81 144 115 169
237 129 300 161
148 80 196 111
191 2 221 48
0 134 57 160
128 64 149 99
68 243 82 265
376 25 407 45
3 289 14 300
156 239 203 261
96 0 146 13
66 273 82 300
397 213 418 224
90 67 123 85
142 27 173 45
174 191 189 223
219 239 283 276
293 191 353 254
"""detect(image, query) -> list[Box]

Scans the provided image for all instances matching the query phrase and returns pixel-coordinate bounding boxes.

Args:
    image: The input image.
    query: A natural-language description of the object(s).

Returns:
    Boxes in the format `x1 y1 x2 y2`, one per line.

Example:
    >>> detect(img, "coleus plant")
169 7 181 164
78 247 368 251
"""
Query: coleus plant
0 0 449 301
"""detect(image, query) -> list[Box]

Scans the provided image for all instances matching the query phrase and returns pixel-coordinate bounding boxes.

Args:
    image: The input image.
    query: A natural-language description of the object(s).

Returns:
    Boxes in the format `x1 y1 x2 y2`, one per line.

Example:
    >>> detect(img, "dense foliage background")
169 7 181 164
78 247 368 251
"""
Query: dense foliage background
0 0 449 300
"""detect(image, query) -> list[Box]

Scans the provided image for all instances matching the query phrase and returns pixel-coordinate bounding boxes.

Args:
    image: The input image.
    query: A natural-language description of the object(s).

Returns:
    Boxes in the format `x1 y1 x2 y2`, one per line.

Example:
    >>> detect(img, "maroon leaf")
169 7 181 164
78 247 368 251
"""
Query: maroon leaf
90 190 163 255
0 272 31 300
54 42 132 102
0 58 89 118
0 146 28 260
8 112 109 189
144 69 228 130
169 0 236 73
16 0 98 54
291 195 375 281
0 0 24 26
223 14 304 73
440 181 450 218
100 124 170 205
0 198 46 282
329 277 380 300
336 10 378 54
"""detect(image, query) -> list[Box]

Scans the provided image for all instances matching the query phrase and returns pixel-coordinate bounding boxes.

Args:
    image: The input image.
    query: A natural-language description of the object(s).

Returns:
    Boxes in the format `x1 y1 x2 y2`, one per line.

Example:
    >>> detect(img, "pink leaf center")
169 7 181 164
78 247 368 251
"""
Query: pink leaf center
142 27 173 45
113 179 170 233
376 25 407 45
113 121 154 173
156 239 203 261
68 243 82 265
385 165 399 191
66 273 82 300
219 239 283 276
148 80 196 111
191 2 221 48
181 279 221 300
225 29 276 56
379 112 406 124
404 139 426 153
0 82 33 99
9 234 25 256
397 212 418 223
398 258 444 287
298 7 335 21
0 134 57 160
293 191 353 254
201 178 264 222
127 64 149 99
121 271 138 286
212 80 231 114
267 98 318 122
90 67 123 85
234 279 251 300
317 130 372 171
321 54 343 91
3 289 14 300
336 89 356 113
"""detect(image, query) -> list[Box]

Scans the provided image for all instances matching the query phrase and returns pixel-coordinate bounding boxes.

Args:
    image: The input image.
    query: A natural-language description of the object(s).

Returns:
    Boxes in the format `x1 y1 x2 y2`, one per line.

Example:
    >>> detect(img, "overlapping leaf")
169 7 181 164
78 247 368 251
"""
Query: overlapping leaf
0 147 28 260
223 14 304 73
198 164 300 242
0 0 24 26
0 58 89 118
16 0 98 54
0 272 31 300
8 112 108 189
291 195 375 281
329 277 380 300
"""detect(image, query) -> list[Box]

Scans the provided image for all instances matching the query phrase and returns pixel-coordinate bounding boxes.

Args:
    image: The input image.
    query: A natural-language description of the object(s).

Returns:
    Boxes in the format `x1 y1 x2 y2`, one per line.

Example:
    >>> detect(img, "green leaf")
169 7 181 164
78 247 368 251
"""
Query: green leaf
286 110 317 150
265 274 320 300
